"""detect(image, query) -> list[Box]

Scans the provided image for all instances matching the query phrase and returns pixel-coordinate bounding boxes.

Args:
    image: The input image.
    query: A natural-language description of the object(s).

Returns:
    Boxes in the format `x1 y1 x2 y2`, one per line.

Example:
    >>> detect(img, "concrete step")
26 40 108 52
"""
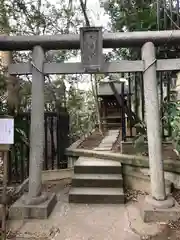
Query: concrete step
74 157 122 174
72 174 123 188
93 147 111 151
69 187 124 204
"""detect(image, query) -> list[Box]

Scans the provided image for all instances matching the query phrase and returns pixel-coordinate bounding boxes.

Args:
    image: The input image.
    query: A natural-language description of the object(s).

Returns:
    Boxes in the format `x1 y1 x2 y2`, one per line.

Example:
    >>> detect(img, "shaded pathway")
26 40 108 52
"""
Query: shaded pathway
8 180 173 240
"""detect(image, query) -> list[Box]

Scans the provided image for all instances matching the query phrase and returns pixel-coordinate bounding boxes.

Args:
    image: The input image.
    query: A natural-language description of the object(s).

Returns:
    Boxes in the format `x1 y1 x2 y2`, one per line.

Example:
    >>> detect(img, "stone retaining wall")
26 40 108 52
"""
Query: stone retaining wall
65 134 180 194
65 147 180 191
123 165 172 194
121 141 179 160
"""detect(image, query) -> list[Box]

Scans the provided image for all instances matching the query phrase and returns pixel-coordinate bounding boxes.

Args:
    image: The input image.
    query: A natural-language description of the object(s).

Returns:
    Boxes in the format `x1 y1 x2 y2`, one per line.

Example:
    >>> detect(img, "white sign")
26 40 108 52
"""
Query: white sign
0 118 14 144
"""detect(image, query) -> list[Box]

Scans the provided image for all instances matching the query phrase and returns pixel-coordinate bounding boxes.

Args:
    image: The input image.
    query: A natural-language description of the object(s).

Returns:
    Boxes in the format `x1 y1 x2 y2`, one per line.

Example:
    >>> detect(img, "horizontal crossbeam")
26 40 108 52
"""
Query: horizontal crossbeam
8 59 180 75
9 61 143 74
0 30 180 51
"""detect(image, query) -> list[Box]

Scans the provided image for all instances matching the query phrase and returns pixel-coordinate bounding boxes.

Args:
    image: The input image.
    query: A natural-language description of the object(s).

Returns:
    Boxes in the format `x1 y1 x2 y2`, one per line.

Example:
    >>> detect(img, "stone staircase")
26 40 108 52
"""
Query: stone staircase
69 157 124 204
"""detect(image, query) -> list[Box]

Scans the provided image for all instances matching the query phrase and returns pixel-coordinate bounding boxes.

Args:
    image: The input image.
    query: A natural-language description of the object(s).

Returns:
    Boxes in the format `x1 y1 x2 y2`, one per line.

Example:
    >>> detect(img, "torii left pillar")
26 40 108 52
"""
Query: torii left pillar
26 46 47 204
9 46 57 219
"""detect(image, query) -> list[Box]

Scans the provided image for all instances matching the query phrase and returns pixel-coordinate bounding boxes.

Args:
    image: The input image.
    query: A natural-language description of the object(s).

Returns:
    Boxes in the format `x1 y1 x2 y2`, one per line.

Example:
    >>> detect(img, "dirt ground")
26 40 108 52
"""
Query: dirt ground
6 180 180 240
3 130 180 239
77 129 121 151
78 130 106 150
78 129 179 161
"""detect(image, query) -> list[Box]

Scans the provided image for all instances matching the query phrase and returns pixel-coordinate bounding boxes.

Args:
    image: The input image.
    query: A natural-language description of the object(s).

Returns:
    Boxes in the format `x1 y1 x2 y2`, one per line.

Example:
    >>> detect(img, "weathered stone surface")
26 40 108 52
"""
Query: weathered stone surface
121 141 178 160
69 187 124 204
67 156 78 168
126 200 168 238
69 156 124 204
145 195 174 209
123 168 172 195
142 42 166 201
65 148 180 175
9 192 57 220
28 46 45 200
72 173 123 188
8 194 169 240
128 165 180 190
93 147 111 151
74 157 122 174
141 198 180 223
95 130 119 151
80 27 103 73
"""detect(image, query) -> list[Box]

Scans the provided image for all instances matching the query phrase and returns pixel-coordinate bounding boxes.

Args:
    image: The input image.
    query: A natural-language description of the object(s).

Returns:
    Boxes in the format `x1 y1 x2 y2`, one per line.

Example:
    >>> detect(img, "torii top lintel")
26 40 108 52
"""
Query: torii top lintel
0 29 179 51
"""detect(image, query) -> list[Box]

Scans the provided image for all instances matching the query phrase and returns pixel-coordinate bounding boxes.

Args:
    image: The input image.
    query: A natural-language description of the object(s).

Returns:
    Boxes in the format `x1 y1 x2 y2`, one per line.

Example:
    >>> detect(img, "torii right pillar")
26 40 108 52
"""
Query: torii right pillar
141 42 180 222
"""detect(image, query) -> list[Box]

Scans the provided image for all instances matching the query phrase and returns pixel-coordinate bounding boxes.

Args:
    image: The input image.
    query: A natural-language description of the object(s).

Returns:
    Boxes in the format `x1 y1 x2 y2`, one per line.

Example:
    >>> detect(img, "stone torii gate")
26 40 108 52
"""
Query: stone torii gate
5 27 180 220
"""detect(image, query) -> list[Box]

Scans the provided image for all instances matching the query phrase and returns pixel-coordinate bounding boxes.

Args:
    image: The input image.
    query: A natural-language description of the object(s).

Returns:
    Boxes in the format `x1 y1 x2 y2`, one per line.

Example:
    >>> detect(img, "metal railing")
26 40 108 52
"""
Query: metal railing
8 111 69 184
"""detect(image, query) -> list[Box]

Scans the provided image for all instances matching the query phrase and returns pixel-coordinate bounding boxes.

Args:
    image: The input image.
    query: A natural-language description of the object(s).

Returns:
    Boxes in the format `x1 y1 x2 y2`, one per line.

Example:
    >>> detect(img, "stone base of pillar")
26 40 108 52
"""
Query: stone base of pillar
22 192 48 205
145 195 175 209
9 192 57 220
141 195 180 223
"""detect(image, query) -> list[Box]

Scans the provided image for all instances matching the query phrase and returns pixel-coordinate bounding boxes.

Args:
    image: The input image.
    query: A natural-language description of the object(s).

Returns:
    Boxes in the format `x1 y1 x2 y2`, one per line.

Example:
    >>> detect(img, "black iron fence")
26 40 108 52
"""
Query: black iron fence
8 111 69 184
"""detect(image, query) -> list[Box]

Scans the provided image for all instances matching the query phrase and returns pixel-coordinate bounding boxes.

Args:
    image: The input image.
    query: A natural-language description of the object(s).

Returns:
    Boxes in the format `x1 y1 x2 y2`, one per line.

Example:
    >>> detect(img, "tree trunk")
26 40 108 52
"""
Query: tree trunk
90 75 103 134
79 0 90 26
1 51 20 115
108 81 141 126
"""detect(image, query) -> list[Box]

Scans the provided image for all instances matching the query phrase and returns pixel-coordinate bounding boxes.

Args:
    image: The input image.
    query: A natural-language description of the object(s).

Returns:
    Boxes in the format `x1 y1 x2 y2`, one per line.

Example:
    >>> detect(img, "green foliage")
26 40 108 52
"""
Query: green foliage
0 0 86 143
105 0 157 32
133 121 147 154
14 114 29 146
103 0 158 60
163 100 180 156
67 85 96 142
103 0 180 60
103 0 180 158
133 98 180 157
0 0 89 180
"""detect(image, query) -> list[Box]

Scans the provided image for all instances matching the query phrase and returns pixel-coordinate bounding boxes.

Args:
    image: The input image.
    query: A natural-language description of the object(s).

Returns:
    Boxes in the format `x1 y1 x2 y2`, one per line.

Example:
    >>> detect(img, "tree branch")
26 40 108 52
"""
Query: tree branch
79 0 90 26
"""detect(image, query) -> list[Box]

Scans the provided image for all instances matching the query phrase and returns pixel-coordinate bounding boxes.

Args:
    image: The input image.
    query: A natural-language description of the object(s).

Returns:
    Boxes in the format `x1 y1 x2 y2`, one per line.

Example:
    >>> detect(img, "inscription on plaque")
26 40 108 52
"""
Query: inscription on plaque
0 118 14 145
80 27 103 73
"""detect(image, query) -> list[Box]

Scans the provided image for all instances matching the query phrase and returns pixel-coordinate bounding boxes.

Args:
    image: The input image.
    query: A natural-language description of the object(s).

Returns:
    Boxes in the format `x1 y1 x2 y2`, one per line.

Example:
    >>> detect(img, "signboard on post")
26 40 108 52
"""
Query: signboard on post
0 118 14 145
0 117 14 151
0 116 14 240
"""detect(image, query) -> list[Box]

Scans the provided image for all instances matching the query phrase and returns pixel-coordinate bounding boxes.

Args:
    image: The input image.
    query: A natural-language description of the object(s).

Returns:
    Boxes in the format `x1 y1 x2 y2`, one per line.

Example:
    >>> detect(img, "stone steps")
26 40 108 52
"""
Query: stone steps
69 187 124 204
72 174 123 188
74 157 122 174
69 157 124 204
